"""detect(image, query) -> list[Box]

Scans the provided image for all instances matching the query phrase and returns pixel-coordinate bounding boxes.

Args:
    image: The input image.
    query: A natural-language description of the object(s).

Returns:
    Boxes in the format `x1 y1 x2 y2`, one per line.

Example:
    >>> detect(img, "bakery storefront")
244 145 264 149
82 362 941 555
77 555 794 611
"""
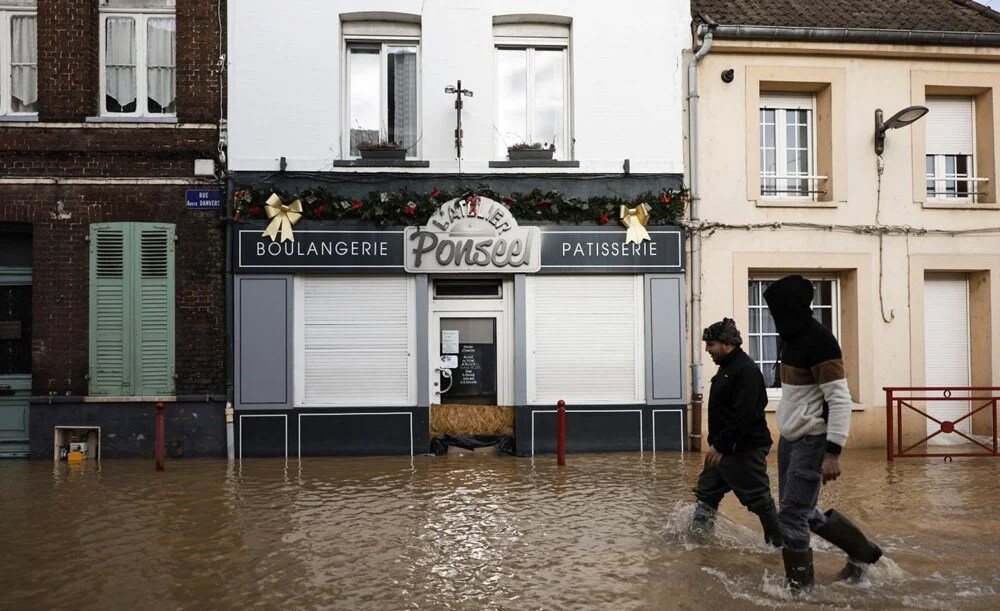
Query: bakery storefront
232 194 686 457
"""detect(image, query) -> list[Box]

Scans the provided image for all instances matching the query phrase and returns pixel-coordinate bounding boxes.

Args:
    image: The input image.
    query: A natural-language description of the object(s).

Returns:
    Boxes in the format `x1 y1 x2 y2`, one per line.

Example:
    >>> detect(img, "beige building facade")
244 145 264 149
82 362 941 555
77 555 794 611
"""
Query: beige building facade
688 31 1000 449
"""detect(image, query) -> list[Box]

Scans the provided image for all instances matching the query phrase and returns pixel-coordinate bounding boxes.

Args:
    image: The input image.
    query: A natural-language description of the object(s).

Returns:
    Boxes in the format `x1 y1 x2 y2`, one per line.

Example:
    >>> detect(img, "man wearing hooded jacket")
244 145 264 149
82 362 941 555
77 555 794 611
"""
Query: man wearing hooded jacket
763 275 883 589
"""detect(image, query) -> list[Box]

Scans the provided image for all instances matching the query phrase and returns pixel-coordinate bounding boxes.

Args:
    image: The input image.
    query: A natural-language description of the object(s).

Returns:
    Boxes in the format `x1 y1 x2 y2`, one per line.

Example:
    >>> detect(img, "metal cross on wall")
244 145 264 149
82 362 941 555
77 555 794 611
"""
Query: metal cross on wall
444 80 473 159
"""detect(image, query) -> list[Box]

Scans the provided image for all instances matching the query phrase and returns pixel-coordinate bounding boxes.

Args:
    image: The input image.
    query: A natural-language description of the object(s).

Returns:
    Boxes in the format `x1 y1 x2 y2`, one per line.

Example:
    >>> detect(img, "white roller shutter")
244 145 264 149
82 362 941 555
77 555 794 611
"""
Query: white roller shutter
924 274 971 442
926 97 974 155
760 92 813 110
528 275 644 405
299 276 414 406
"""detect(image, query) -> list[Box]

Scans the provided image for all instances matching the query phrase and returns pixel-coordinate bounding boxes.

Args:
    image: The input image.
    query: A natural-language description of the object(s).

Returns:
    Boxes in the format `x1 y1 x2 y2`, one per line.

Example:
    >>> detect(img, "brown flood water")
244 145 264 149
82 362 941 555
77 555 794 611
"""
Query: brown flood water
1 450 998 610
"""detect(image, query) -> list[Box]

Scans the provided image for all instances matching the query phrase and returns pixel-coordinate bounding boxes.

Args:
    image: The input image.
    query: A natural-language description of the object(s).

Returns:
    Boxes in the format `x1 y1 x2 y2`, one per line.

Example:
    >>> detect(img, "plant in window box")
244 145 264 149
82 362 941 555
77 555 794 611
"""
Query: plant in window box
356 138 409 160
507 141 555 161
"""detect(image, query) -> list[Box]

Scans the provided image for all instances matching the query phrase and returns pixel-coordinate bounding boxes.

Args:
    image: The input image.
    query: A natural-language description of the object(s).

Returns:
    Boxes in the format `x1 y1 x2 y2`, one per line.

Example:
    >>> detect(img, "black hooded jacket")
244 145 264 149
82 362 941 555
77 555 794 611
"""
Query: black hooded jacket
707 346 772 455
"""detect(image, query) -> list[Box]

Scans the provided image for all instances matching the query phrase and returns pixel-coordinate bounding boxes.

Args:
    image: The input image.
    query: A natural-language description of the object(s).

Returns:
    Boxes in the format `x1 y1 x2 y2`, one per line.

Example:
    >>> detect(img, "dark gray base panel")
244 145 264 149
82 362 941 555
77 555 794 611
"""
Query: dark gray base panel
515 405 687 455
236 407 430 458
28 400 227 459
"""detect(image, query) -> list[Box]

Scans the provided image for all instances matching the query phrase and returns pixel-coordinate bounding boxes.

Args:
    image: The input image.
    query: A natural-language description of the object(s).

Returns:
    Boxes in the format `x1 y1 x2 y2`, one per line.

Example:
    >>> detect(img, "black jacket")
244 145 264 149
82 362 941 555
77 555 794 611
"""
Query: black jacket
707 347 772 455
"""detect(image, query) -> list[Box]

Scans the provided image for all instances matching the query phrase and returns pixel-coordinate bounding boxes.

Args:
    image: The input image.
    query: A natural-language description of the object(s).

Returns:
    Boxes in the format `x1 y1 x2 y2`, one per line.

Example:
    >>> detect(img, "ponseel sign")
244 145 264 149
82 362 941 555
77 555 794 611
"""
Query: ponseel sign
403 196 541 273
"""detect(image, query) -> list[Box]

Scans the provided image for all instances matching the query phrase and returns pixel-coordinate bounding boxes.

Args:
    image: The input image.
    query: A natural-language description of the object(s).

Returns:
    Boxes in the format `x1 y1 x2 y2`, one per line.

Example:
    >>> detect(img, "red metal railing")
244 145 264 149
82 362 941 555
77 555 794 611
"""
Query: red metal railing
885 387 1000 461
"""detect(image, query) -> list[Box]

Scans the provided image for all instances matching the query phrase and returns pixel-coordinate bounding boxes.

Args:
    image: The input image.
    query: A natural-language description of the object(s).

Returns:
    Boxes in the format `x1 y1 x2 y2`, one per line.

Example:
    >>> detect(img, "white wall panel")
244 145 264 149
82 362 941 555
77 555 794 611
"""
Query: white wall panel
227 0 690 173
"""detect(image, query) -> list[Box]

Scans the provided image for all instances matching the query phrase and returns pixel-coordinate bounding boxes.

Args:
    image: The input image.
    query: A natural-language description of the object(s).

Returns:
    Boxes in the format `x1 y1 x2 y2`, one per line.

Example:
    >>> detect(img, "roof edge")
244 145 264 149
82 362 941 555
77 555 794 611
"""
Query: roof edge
701 23 1000 47
948 0 1000 26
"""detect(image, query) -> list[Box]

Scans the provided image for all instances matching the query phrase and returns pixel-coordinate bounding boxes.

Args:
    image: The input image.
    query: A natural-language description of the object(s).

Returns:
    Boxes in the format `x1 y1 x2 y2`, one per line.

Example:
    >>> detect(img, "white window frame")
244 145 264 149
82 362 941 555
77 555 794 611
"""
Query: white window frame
925 97 980 204
342 36 421 159
759 93 819 200
0 8 37 117
293 275 417 408
494 39 571 160
748 276 840 400
99 7 176 118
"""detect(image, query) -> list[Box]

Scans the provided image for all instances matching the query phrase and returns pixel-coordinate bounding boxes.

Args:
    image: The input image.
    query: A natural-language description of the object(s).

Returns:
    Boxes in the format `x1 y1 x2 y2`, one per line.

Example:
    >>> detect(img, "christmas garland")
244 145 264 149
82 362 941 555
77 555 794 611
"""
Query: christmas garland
231 184 688 227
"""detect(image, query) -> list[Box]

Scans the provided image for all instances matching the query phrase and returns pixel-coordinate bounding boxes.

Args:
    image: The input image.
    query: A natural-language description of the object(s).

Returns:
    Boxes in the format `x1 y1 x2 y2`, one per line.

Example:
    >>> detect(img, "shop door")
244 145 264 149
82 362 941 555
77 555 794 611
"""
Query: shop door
924 274 971 444
429 281 513 439
0 273 32 458
434 315 500 405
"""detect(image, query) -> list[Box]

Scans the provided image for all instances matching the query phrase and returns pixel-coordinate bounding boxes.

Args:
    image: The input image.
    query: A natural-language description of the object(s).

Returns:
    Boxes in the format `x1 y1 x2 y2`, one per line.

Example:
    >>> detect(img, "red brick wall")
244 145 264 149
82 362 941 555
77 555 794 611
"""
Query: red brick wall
0 1 226 397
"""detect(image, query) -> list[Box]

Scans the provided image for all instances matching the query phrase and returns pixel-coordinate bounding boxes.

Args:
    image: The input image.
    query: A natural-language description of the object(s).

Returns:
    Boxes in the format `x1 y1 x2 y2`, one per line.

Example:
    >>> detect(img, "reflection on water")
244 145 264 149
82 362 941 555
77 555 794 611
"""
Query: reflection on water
1 451 998 610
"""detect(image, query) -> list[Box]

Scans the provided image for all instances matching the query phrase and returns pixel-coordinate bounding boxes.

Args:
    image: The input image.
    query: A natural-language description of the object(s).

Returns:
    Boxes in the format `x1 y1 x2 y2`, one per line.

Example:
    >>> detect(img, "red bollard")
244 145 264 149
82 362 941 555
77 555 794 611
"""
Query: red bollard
557 399 566 466
154 402 165 472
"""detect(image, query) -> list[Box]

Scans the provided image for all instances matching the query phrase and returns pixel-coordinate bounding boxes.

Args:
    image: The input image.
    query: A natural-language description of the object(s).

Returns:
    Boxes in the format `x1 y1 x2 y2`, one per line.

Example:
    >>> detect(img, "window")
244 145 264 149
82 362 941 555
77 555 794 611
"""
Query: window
748 278 838 393
759 93 817 199
494 21 570 160
89 223 175 396
343 28 419 157
925 97 978 203
528 276 644 404
1 6 36 115
295 276 415 406
100 1 175 116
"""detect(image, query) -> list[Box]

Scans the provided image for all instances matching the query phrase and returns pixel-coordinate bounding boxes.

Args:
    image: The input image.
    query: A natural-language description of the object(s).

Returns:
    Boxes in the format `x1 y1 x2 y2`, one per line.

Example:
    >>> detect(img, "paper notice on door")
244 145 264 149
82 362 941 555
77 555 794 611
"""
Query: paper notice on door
441 330 459 354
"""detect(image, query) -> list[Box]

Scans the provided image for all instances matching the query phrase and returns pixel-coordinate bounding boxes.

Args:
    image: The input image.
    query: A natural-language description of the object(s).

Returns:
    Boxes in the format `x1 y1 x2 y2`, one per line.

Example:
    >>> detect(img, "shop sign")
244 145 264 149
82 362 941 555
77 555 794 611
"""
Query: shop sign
237 229 405 272
539 227 684 273
403 197 541 273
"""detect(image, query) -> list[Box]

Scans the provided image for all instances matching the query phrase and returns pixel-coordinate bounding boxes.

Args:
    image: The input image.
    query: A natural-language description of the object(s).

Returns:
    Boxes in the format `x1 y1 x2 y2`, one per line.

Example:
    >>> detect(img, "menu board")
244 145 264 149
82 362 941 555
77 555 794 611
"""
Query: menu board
451 343 496 397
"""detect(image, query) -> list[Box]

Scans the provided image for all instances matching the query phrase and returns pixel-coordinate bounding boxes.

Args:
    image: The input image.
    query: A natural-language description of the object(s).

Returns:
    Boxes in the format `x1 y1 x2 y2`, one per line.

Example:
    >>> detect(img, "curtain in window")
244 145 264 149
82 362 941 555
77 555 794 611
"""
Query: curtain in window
146 18 175 113
388 48 417 151
10 15 38 112
11 15 37 113
105 17 137 112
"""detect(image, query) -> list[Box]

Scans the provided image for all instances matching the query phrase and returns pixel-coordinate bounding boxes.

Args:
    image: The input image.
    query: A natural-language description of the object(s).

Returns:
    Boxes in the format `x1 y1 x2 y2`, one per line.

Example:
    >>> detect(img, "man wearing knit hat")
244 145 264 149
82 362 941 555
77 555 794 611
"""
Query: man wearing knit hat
763 275 882 590
691 317 783 548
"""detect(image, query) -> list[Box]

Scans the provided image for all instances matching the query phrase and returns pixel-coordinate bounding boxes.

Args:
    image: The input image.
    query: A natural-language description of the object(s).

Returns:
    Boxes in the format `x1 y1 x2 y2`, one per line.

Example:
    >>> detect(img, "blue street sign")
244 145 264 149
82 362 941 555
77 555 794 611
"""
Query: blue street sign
186 189 222 210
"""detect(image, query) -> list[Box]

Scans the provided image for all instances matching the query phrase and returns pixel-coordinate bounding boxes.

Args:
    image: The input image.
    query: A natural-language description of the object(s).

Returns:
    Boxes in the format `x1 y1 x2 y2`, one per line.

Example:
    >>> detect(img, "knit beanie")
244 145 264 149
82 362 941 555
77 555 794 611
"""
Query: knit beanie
702 317 742 346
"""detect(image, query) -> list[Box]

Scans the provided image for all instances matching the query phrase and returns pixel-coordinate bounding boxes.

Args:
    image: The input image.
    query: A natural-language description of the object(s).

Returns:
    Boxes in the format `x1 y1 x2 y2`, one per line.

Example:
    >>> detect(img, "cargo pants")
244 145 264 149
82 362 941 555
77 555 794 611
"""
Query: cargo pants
777 433 833 549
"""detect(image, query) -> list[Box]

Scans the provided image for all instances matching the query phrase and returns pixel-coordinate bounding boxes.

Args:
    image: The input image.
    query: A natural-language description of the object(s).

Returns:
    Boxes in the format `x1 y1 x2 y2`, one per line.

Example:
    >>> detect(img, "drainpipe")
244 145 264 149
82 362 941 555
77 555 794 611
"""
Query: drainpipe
687 24 714 452
224 172 235 460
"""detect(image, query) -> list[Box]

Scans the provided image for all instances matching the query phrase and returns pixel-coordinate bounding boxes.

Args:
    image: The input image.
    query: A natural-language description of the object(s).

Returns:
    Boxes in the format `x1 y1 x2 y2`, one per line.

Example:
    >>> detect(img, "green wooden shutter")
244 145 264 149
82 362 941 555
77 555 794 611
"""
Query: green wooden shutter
133 223 175 395
89 224 132 395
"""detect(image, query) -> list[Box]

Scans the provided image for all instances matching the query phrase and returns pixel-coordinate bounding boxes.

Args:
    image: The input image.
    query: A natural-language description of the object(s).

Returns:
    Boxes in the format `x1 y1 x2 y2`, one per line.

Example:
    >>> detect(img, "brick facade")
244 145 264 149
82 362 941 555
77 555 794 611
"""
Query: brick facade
0 0 227 411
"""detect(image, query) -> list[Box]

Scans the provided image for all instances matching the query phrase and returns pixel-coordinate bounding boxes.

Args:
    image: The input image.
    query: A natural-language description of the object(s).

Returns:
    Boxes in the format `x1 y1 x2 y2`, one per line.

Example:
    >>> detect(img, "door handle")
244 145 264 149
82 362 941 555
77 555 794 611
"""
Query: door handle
435 368 454 394
0 385 13 396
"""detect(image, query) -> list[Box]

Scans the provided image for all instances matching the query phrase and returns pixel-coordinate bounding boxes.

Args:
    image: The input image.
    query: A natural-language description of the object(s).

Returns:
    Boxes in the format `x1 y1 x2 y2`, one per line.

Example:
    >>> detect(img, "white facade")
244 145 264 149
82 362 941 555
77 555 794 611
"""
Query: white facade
227 0 690 174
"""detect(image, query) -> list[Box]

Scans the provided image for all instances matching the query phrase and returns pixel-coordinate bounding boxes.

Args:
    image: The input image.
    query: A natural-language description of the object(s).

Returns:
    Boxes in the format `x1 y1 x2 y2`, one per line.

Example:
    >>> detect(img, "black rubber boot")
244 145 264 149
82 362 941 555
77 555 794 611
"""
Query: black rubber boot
813 509 883 582
782 547 814 591
691 501 717 537
755 506 784 548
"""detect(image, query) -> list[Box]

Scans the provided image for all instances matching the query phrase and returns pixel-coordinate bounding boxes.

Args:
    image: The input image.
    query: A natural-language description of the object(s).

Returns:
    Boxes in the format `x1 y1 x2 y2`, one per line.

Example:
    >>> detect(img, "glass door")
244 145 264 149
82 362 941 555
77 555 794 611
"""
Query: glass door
436 316 498 405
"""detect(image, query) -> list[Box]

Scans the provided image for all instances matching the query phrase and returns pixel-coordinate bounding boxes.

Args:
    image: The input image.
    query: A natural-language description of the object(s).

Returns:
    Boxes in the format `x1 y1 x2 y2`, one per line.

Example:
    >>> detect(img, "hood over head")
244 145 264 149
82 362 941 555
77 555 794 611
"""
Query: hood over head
763 275 814 339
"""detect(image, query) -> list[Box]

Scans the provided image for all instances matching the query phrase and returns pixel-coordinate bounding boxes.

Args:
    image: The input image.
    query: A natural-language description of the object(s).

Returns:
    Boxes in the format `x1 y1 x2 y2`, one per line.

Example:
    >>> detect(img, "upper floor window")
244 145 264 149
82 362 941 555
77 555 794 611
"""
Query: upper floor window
925 96 977 203
494 20 570 160
101 0 175 117
1 5 36 115
759 93 817 199
342 18 420 158
748 277 838 394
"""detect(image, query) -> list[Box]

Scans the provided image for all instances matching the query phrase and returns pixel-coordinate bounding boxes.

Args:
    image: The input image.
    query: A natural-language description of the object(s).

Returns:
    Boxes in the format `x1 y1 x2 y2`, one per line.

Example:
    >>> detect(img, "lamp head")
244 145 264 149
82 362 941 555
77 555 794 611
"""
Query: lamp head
874 105 929 155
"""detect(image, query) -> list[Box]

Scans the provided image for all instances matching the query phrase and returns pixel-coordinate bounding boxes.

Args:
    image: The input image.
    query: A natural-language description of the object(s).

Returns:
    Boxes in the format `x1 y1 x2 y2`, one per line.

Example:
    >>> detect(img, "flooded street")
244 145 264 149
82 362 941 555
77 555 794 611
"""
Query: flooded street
2 450 998 610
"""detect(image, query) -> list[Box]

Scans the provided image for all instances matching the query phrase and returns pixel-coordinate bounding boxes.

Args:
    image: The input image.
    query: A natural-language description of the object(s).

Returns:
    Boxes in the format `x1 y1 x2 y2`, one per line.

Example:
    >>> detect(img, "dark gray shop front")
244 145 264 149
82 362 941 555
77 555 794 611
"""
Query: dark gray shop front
232 216 686 457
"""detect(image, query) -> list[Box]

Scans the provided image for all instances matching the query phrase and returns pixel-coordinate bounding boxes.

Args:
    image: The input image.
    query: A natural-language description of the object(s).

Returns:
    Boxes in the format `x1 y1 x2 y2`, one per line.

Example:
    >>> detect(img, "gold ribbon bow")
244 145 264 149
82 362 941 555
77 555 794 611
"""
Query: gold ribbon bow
262 193 303 243
619 203 652 245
